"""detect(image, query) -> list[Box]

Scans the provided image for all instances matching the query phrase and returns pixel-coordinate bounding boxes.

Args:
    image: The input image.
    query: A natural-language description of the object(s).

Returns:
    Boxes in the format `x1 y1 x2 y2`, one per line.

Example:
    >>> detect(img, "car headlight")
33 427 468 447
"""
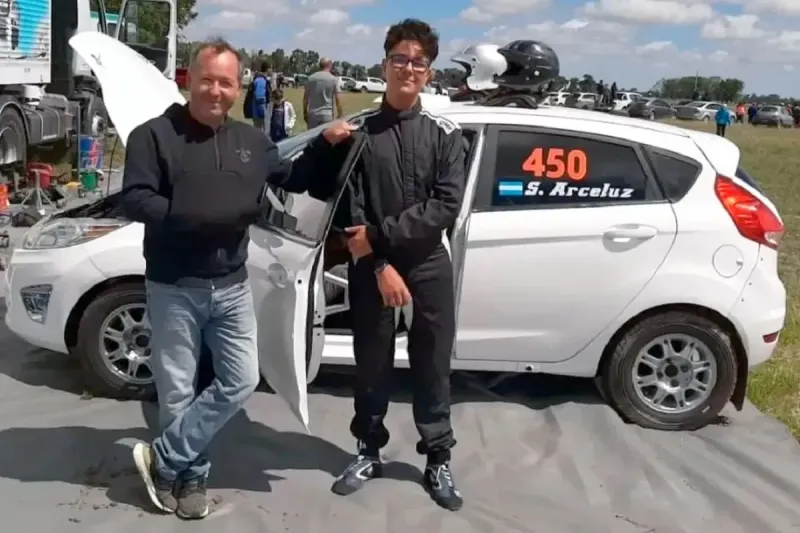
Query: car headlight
22 218 129 250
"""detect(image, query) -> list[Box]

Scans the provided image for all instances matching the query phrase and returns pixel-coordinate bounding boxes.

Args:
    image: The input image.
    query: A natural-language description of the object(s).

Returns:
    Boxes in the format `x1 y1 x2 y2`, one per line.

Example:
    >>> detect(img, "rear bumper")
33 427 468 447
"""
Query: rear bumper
728 248 786 368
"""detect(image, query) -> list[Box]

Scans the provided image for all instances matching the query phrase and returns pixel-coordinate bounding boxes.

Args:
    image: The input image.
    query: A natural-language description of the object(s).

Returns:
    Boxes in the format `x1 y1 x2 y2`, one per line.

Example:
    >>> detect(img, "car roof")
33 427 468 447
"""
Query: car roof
437 104 691 137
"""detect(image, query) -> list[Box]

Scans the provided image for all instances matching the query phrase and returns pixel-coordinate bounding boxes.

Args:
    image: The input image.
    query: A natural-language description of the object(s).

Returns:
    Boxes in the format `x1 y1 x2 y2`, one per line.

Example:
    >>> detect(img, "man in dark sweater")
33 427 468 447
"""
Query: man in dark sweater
121 38 325 520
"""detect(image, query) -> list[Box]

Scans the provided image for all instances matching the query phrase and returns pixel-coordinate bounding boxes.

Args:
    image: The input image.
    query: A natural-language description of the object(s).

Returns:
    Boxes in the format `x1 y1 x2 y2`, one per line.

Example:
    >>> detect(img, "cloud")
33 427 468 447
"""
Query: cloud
701 14 765 40
583 0 714 24
460 0 550 23
484 18 633 57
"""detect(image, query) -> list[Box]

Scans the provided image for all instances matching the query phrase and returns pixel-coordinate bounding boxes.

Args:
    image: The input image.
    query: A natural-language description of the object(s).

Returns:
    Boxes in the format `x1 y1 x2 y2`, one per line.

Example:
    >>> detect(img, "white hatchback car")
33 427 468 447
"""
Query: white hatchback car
5 33 787 432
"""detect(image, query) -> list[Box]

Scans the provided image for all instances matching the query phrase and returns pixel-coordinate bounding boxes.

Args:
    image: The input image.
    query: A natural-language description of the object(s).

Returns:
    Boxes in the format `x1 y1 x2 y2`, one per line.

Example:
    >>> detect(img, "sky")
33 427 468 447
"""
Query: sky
183 0 800 96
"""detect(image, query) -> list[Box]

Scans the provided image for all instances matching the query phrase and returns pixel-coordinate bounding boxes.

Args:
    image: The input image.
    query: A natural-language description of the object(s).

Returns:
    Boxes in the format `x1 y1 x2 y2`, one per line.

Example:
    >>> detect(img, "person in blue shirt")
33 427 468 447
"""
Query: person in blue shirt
251 61 271 131
715 105 731 137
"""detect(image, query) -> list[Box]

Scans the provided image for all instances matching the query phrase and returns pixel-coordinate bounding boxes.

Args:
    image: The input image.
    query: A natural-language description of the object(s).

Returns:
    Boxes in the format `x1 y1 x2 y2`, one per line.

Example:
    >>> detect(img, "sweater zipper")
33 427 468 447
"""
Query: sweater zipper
214 132 221 170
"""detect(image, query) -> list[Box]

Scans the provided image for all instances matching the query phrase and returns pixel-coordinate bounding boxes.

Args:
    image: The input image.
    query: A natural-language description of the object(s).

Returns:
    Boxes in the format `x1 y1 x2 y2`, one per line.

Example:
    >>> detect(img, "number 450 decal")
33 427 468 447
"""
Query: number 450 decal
521 147 588 181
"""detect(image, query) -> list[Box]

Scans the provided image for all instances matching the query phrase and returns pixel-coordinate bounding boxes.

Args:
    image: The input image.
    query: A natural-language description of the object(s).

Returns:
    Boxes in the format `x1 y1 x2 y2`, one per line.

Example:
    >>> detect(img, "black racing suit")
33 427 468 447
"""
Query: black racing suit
323 99 467 462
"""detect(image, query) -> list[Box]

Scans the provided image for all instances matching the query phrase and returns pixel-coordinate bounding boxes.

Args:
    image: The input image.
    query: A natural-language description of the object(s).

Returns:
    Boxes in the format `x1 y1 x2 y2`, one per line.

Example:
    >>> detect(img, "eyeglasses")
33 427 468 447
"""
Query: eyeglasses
386 54 430 73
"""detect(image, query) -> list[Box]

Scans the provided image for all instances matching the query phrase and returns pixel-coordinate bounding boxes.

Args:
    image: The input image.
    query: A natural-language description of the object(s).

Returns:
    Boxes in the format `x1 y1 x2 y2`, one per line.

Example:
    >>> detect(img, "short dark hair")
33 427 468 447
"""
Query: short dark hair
272 88 283 101
384 19 439 62
191 37 243 81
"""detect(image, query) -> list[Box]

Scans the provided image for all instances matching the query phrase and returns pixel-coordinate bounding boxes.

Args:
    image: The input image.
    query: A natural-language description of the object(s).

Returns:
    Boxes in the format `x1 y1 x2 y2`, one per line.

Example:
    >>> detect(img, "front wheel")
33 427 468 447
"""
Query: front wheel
600 311 737 431
76 282 156 400
360 86 368 93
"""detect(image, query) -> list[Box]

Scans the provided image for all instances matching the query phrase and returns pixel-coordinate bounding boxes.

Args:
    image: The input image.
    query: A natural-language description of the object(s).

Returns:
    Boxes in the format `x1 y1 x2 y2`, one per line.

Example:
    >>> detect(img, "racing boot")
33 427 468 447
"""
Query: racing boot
331 441 383 495
423 462 463 511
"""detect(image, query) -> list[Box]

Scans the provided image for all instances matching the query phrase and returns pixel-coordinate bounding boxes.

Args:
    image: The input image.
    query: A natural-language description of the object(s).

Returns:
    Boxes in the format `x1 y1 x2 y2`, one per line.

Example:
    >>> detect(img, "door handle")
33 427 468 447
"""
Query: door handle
603 225 657 242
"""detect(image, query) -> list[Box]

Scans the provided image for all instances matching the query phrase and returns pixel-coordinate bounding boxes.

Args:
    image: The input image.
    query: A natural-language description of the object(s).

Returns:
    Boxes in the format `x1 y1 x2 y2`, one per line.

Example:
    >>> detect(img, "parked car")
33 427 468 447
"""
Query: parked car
241 68 252 86
346 77 386 93
337 76 355 91
7 33 787 432
675 101 733 124
628 98 676 120
611 91 643 111
546 91 570 106
750 105 794 127
564 92 597 109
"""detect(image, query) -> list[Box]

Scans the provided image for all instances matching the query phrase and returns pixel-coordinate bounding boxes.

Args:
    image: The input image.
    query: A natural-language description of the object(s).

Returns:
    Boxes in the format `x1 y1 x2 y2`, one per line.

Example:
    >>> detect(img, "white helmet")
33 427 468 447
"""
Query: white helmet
451 44 507 91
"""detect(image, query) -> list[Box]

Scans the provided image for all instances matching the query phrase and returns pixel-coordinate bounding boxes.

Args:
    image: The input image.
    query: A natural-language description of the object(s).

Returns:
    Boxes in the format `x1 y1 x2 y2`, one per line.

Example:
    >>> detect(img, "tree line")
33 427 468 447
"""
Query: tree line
175 36 794 103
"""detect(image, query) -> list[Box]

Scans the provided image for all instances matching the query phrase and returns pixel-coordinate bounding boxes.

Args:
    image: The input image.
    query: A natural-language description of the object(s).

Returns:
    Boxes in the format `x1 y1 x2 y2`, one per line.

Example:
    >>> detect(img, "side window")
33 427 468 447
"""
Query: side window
654 100 667 107
484 129 660 210
708 104 721 110
644 147 701 202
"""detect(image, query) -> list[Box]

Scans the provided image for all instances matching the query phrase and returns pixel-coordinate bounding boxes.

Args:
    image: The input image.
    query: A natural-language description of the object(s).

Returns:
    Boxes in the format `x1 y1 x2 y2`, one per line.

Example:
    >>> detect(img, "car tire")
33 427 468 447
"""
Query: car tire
702 116 710 122
360 86 368 93
648 111 655 121
600 311 737 431
76 282 156 401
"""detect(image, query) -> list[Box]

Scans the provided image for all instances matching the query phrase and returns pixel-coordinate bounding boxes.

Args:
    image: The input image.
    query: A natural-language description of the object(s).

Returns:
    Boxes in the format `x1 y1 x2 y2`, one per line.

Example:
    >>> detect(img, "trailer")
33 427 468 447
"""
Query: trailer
0 0 176 183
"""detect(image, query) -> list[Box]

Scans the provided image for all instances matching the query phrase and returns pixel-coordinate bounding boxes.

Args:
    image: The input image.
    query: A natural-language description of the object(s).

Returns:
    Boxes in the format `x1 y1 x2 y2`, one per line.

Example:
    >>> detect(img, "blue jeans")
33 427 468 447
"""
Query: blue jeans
145 280 260 481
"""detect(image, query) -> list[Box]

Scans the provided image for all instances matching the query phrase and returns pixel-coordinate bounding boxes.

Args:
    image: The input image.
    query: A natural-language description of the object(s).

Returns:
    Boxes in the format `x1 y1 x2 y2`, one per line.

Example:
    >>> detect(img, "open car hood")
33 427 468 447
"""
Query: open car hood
69 32 186 145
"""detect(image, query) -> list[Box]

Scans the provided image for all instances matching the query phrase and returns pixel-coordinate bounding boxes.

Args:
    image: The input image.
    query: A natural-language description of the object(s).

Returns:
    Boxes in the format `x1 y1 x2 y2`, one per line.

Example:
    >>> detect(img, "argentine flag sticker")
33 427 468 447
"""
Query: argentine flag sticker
497 180 524 197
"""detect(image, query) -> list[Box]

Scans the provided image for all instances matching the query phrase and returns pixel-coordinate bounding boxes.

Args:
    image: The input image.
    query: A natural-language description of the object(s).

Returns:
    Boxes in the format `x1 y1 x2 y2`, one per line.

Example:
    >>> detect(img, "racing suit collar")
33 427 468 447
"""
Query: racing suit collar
380 96 422 120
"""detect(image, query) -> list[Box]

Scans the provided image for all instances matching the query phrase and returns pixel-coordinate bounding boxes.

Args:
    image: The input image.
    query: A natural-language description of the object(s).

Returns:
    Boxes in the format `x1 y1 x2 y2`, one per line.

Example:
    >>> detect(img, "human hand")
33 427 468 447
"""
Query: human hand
345 225 372 259
322 121 358 145
376 265 412 307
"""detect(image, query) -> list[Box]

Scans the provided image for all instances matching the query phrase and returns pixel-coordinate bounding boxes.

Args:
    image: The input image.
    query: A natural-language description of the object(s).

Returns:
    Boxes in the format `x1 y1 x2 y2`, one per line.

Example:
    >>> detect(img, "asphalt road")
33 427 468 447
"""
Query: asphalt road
1 179 800 532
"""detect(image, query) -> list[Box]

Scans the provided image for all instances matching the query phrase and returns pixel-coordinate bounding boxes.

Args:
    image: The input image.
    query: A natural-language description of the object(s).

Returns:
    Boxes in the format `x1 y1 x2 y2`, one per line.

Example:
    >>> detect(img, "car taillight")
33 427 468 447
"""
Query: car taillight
714 175 784 249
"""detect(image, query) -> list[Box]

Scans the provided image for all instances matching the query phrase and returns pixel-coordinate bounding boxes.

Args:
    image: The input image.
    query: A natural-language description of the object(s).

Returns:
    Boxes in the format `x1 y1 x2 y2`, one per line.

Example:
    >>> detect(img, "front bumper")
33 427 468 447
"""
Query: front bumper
4 244 107 354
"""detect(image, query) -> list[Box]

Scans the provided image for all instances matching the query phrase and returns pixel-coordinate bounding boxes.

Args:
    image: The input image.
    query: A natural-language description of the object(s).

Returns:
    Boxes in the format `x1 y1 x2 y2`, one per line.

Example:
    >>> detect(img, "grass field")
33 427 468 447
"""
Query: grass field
96 88 800 436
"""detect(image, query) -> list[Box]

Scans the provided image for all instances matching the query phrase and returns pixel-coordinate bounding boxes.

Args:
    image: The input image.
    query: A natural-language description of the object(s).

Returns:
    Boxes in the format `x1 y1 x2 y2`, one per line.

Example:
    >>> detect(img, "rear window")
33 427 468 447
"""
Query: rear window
644 147 701 202
760 106 778 112
736 167 764 193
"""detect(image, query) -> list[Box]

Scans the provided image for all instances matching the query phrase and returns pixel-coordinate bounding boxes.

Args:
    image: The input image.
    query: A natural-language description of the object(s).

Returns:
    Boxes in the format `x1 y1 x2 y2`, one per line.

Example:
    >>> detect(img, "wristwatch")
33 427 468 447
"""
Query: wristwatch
374 258 389 275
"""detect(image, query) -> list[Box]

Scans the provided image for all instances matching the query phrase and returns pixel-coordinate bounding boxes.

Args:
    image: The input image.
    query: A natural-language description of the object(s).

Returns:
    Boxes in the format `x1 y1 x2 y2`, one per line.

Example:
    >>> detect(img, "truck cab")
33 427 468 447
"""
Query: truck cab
0 0 176 179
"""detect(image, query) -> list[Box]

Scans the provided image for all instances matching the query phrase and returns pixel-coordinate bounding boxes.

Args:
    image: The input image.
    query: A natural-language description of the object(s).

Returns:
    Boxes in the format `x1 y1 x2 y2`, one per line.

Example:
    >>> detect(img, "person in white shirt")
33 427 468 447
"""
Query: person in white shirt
265 89 296 142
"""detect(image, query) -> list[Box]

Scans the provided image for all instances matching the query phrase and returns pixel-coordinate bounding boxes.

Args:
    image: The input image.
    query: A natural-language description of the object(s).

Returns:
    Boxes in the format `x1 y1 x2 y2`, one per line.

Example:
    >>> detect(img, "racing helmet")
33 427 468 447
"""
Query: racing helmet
450 44 508 92
495 40 559 90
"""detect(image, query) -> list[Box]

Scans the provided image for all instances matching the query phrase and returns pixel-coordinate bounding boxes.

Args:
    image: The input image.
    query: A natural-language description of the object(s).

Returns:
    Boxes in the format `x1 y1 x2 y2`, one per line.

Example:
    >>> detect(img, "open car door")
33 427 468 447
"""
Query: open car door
114 0 178 80
248 135 366 430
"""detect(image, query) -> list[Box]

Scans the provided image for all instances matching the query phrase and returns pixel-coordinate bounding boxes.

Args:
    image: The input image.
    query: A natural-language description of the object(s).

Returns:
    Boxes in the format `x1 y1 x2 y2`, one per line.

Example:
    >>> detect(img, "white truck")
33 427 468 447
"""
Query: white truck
0 0 176 179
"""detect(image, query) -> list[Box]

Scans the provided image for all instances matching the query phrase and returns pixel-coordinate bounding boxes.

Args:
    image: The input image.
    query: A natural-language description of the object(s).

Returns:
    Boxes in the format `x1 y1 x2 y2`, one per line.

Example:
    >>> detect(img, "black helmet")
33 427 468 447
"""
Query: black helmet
495 40 559 90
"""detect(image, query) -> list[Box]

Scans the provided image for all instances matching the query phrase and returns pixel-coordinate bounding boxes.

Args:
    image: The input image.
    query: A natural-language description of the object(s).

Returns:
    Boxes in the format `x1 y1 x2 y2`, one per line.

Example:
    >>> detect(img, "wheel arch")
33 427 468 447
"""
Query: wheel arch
595 303 749 410
64 275 146 351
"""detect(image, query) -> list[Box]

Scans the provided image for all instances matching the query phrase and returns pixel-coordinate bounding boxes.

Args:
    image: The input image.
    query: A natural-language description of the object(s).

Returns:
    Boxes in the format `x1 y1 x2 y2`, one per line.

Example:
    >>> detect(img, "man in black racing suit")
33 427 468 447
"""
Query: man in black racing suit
302 19 466 511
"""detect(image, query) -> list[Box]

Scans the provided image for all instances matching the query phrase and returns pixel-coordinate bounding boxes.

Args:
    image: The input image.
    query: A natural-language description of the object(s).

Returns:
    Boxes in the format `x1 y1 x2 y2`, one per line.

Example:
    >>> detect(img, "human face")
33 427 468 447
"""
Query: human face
382 40 432 102
186 48 241 124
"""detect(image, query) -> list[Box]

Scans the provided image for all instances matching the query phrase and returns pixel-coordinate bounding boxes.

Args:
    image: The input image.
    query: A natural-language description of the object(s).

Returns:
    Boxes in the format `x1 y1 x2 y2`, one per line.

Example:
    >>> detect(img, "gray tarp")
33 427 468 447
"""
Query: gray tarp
2 209 800 532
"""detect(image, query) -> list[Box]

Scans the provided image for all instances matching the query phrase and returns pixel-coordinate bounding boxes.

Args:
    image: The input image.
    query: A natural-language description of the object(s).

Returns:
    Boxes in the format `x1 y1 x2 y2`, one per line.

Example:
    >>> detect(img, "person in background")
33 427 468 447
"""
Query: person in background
735 102 745 124
610 81 617 103
266 88 296 143
277 72 284 89
748 102 759 124
251 61 271 131
303 57 344 129
715 104 731 137
792 104 800 127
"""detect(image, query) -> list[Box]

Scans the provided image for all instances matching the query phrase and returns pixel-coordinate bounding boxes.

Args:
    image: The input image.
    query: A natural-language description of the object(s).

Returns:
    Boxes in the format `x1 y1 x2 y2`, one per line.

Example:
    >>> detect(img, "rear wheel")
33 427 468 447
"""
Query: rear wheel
600 311 737 431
